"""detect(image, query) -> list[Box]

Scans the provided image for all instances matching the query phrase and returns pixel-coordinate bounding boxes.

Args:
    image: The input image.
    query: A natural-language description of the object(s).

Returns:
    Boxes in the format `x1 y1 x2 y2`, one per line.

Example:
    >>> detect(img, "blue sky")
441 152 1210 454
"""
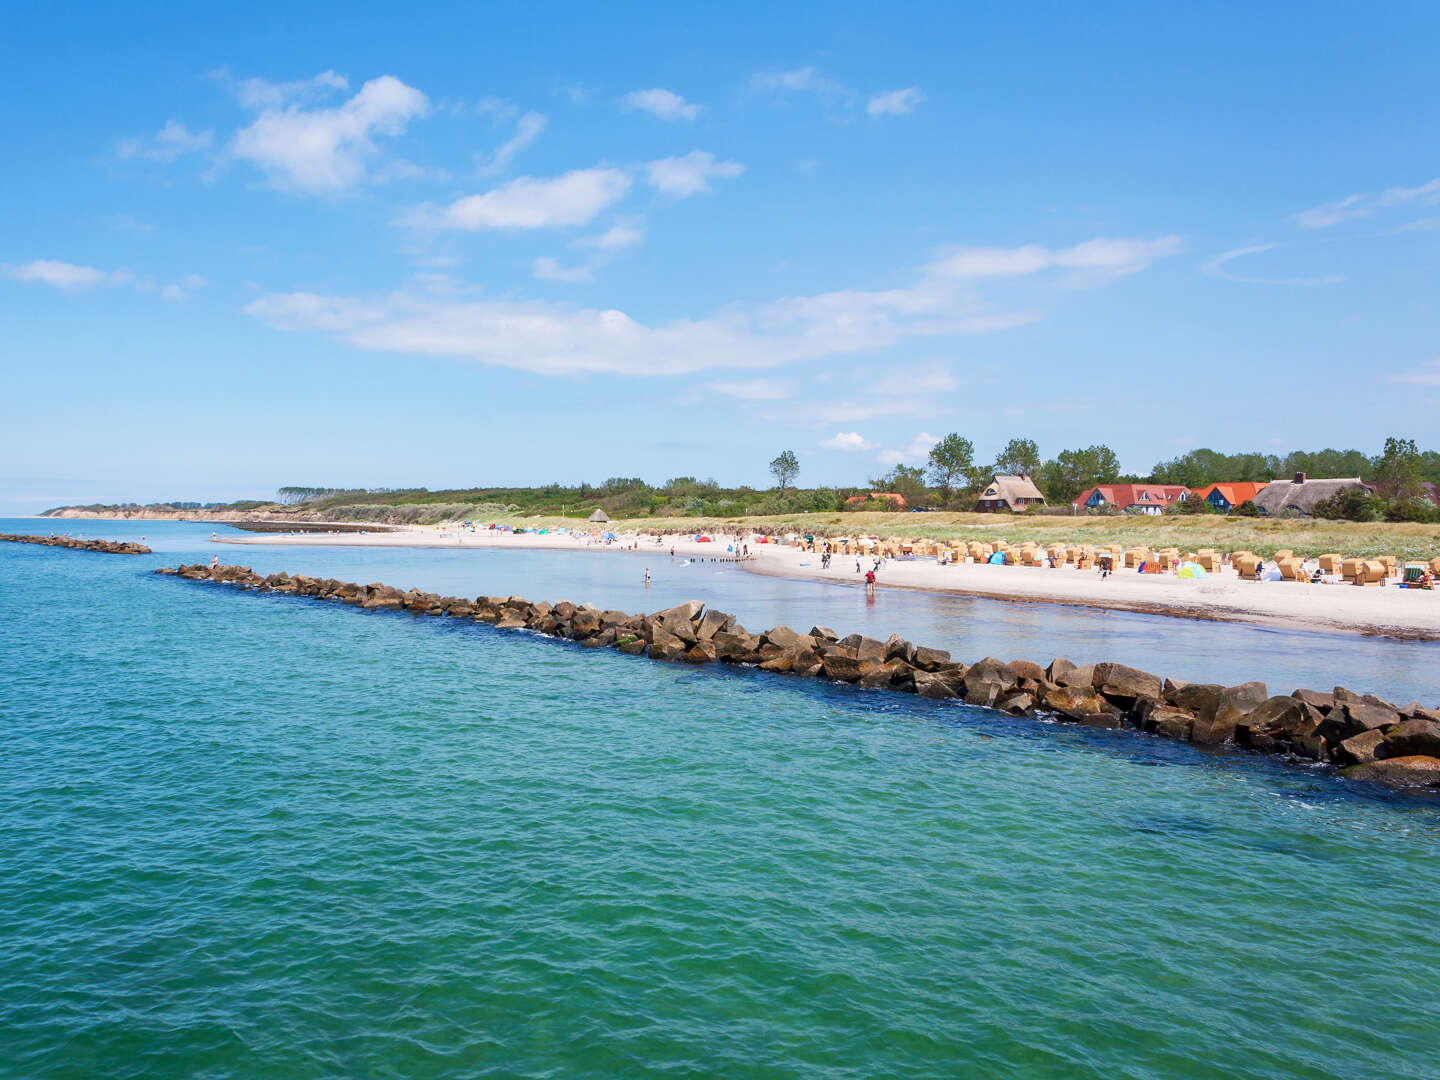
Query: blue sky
2 1 1438 513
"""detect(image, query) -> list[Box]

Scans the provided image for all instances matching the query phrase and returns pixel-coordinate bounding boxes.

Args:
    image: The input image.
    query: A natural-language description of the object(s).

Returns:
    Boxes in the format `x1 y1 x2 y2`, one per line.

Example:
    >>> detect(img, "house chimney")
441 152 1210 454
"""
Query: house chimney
1293 472 1306 484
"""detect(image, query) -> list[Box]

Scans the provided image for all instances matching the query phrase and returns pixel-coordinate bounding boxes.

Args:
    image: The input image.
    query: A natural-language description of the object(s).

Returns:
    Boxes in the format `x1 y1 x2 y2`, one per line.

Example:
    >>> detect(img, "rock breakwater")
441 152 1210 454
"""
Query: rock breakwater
2 533 150 554
161 563 1440 791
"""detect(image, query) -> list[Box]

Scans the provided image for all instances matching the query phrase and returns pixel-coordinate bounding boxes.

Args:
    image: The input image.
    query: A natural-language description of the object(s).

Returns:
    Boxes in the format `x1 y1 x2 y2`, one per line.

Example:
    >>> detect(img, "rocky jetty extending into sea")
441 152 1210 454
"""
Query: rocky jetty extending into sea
2 533 150 554
161 563 1440 791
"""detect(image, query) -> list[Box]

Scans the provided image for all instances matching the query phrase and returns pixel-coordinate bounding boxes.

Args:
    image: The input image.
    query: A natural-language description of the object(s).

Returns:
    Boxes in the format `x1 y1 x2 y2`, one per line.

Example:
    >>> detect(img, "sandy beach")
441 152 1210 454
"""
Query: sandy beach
212 525 1440 640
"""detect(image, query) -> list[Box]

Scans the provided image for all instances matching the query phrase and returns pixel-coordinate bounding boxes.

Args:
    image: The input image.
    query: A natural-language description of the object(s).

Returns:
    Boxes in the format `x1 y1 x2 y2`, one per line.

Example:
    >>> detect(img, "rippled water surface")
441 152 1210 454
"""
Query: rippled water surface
3 521 1439 1078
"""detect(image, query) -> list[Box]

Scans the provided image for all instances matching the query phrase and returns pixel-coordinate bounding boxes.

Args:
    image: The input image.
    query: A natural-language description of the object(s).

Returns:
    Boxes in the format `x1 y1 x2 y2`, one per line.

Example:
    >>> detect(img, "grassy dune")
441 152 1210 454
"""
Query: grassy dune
500 511 1440 562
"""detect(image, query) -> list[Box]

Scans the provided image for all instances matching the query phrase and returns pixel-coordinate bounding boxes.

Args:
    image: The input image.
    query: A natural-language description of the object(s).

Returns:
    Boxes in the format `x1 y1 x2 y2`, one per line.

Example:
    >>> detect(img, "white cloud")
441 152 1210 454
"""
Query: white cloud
623 88 701 122
476 110 547 177
221 69 350 109
1293 194 1371 229
930 236 1183 280
644 151 744 197
820 431 876 451
1201 243 1343 286
1389 358 1440 386
574 222 644 249
1379 178 1440 207
751 67 848 99
403 168 632 229
244 233 1173 377
230 74 429 193
117 119 214 163
2 260 114 288
877 432 938 465
867 87 925 116
2 260 203 300
373 158 450 184
532 256 594 284
711 377 790 400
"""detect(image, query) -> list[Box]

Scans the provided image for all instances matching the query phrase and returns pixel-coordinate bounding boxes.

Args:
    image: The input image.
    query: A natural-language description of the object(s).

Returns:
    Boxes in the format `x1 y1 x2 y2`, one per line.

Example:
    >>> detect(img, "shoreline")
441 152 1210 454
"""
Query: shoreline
208 527 1440 642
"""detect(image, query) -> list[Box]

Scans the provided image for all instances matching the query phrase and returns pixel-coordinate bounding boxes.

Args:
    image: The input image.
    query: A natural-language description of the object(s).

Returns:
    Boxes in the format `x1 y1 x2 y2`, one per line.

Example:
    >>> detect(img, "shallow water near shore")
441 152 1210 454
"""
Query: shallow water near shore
3 521 1440 1078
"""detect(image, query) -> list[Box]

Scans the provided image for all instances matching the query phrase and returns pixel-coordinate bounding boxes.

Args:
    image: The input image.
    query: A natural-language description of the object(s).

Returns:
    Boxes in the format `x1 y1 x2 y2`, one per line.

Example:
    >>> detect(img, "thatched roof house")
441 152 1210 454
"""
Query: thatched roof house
976 474 1046 513
1253 473 1371 516
587 508 610 523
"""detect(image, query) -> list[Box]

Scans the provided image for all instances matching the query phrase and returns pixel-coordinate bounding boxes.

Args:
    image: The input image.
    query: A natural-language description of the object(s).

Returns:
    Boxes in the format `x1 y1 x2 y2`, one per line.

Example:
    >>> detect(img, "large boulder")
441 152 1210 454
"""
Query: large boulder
1190 682 1268 746
649 629 688 661
809 626 839 643
712 631 763 664
1332 729 1388 767
1292 688 1336 711
838 634 885 662
1318 702 1401 747
821 653 865 683
1235 696 1314 751
1052 662 1095 689
912 646 952 672
1092 662 1163 704
1341 755 1440 789
1147 707 1195 741
963 659 1017 708
682 641 718 664
1041 683 1107 721
914 668 965 699
1382 718 1440 759
762 625 803 649
696 609 735 640
1008 659 1046 683
654 600 704 624
884 634 916 664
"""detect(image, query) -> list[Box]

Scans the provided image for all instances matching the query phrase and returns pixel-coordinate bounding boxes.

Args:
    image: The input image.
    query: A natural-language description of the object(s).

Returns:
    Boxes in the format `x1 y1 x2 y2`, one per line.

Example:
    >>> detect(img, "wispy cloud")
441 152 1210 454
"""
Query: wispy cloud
2 259 203 299
878 432 938 466
230 73 429 193
1201 243 1343 286
930 236 1184 280
476 110 547 177
644 151 744 197
116 119 213 163
623 88 701 122
751 66 849 100
574 222 645 249
1389 357 1440 386
1293 194 1371 229
1293 178 1439 230
867 87 925 116
820 431 876 451
401 167 632 229
244 233 1173 377
531 256 594 284
711 377 790 400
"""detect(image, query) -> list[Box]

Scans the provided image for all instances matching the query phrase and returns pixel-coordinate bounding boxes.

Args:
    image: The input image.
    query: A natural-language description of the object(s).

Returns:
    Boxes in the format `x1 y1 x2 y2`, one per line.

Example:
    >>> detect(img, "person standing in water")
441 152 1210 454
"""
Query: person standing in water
644 568 651 588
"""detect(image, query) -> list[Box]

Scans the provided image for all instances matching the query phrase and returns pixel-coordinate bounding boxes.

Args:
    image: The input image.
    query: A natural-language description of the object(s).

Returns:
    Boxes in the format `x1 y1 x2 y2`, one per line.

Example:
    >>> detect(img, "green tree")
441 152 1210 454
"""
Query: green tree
871 464 929 506
769 449 800 495
1372 436 1423 500
926 433 976 496
1041 444 1123 503
993 437 1042 478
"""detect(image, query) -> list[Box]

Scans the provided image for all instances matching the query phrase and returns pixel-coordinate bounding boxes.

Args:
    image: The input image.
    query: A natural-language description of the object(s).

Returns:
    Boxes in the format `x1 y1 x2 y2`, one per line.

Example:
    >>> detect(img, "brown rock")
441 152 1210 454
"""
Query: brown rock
762 625 802 649
1292 688 1336 711
914 669 965 699
1053 663 1095 689
696 609 734 640
682 640 718 664
1147 707 1195 741
649 629 688 661
809 626 839 642
1191 682 1267 746
963 658 1017 707
614 637 648 656
1333 729 1387 767
884 634 916 664
1382 718 1440 759
1042 683 1106 721
821 653 864 683
494 614 526 629
1341 755 1440 788
912 646 952 672
1162 677 1190 704
1235 696 1313 750
1009 659 1046 683
1092 662 1163 703
1046 658 1078 684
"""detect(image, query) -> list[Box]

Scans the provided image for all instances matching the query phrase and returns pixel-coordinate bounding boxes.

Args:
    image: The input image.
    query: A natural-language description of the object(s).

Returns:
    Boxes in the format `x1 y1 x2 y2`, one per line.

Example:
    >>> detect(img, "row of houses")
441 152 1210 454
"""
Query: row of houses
1069 473 1405 516
842 473 1438 516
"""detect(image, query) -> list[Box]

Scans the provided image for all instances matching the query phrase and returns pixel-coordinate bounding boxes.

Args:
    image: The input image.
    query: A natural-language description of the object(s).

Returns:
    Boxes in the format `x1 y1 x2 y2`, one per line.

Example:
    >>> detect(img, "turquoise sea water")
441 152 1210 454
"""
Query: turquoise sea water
3 521 1439 1078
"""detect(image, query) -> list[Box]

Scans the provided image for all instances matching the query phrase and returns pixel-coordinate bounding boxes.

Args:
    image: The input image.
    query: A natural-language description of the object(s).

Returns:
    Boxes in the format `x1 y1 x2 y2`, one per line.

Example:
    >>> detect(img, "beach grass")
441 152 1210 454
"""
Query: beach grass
495 511 1440 562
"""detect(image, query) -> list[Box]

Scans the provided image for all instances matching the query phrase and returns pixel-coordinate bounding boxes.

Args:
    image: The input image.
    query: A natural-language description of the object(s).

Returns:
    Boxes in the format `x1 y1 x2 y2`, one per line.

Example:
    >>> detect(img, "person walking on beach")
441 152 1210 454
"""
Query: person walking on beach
1254 560 1265 583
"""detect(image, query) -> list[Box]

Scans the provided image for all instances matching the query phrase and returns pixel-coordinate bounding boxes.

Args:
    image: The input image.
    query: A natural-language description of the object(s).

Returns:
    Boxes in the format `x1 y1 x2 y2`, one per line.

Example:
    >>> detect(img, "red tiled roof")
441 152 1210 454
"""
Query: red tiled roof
1074 484 1190 508
1193 482 1267 506
846 492 907 508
